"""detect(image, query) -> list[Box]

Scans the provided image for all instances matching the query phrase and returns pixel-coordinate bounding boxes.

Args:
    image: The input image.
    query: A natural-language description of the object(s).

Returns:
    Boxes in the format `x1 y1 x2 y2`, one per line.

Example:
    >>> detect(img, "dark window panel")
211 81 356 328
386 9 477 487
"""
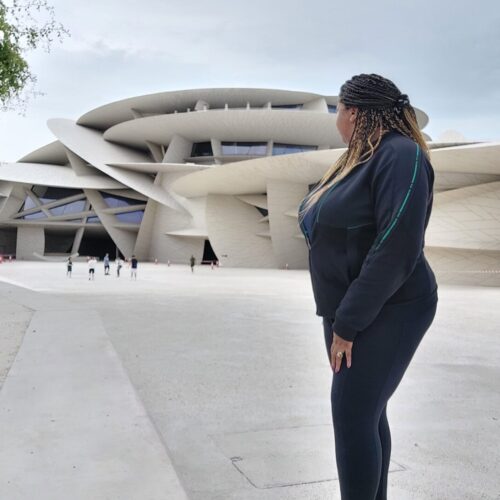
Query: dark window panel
99 192 140 209
191 142 213 157
32 186 82 202
271 104 303 110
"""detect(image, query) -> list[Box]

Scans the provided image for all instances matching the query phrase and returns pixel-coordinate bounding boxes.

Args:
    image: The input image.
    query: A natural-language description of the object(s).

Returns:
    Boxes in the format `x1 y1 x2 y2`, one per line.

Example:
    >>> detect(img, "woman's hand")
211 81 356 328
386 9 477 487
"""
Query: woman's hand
330 332 353 373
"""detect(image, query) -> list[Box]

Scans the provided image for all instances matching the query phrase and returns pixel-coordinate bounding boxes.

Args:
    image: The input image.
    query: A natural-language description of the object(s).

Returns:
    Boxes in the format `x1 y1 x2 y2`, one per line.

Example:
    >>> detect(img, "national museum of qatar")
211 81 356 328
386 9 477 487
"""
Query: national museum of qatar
0 88 499 284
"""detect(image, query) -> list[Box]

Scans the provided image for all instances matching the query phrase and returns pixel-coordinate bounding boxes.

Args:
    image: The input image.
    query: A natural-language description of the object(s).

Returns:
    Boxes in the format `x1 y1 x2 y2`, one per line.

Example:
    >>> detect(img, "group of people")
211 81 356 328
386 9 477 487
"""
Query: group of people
65 254 216 280
65 254 138 280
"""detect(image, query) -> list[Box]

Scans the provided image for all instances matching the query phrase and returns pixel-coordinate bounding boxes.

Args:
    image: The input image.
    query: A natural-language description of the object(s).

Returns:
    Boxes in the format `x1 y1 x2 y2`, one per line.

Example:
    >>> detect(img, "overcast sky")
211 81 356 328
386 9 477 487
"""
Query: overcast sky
1 0 499 162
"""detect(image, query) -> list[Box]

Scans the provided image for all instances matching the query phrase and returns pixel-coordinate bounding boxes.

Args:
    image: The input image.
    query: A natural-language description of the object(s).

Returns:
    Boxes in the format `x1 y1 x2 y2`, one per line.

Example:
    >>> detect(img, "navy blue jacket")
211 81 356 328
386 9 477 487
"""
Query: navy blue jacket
299 131 438 342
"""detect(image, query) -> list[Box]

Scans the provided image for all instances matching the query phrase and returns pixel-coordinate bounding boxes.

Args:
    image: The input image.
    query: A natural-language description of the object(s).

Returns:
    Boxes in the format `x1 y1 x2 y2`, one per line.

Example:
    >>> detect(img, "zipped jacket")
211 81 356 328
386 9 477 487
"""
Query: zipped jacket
298 131 438 342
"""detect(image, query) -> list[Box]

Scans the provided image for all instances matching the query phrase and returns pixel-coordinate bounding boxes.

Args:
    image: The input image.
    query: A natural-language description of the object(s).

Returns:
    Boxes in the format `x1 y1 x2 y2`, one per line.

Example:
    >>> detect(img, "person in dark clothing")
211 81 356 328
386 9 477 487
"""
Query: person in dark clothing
298 74 438 500
190 255 196 273
130 255 138 280
103 253 110 275
116 257 122 278
66 257 72 278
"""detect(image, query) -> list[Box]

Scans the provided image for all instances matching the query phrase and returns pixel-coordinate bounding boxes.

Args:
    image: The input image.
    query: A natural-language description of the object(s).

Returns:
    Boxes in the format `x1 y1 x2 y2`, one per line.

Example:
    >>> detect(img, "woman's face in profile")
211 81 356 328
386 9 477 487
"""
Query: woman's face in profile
336 101 357 144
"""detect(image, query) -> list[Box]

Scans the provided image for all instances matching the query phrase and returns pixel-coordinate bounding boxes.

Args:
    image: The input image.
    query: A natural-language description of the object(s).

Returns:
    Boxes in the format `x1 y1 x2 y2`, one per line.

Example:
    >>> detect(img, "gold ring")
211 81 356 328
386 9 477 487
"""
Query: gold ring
336 351 344 358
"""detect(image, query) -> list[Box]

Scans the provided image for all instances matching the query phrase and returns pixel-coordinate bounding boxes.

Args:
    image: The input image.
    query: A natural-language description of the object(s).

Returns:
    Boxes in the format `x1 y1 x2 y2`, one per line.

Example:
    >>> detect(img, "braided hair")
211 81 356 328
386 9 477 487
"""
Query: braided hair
300 73 429 215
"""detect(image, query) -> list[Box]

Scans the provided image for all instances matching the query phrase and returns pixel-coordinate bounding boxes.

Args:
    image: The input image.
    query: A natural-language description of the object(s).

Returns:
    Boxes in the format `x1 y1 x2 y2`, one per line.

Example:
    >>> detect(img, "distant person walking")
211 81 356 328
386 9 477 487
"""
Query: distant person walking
103 253 110 275
88 256 97 280
116 257 123 277
66 257 72 278
190 254 196 273
130 255 138 280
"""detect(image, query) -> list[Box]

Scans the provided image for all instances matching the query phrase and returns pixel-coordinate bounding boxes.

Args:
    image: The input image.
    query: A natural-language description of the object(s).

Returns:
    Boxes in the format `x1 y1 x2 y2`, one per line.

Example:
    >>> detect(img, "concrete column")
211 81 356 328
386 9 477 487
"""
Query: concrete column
72 227 85 255
142 134 204 263
267 179 309 269
16 226 45 260
205 194 278 268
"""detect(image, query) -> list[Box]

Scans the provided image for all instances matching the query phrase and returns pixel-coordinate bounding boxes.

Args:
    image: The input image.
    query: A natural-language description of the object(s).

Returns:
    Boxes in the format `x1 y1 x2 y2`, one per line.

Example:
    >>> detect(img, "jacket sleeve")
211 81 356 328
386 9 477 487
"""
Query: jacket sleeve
331 142 432 342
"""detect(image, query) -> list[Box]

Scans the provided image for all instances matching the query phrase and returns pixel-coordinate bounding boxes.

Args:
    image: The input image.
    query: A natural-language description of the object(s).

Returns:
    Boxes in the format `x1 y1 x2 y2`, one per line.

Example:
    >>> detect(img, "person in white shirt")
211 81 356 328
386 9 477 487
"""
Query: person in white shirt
88 256 97 280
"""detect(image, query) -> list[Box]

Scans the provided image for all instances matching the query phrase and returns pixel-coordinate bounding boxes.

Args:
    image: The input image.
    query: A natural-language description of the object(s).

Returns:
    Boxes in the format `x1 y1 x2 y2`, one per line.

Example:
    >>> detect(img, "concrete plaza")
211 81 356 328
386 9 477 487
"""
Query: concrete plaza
0 261 499 499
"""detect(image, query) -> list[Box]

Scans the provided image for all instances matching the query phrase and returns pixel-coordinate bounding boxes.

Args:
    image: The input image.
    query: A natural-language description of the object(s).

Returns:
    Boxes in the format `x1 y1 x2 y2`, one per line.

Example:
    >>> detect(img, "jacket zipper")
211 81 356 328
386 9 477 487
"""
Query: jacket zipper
315 182 342 224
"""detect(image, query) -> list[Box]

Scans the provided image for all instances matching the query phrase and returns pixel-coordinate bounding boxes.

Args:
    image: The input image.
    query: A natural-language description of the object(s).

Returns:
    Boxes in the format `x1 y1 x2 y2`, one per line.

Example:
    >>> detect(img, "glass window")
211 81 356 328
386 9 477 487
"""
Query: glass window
86 216 101 224
221 142 267 156
22 211 47 220
99 192 141 209
32 186 82 203
191 142 213 157
272 143 318 155
115 210 144 224
271 104 303 110
327 104 337 113
21 196 37 211
50 200 86 216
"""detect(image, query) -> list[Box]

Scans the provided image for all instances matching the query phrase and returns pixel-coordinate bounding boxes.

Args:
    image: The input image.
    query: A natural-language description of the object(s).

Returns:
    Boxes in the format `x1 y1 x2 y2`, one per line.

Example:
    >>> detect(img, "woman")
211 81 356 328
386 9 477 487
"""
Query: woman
298 74 438 500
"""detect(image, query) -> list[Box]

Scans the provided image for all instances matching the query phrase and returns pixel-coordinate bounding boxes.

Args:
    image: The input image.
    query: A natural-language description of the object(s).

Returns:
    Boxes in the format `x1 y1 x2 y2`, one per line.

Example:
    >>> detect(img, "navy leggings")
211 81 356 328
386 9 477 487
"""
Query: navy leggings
322 287 438 500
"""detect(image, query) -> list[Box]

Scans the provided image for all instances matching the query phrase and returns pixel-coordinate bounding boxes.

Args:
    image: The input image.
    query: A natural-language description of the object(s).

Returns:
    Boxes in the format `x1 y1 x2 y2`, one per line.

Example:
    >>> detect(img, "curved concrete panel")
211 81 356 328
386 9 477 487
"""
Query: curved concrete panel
78 87 428 132
266 179 309 269
0 183 25 221
434 171 500 193
77 88 328 129
103 110 344 150
18 140 68 165
430 142 500 174
205 194 278 268
47 119 184 211
107 162 210 174
105 108 428 150
236 195 268 209
0 162 125 189
172 141 500 199
164 228 208 238
171 148 345 197
428 181 500 251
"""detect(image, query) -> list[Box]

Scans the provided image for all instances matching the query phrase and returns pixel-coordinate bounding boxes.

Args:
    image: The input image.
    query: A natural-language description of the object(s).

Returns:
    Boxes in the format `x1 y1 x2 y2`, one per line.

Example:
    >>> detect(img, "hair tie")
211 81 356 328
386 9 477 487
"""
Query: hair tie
395 94 410 109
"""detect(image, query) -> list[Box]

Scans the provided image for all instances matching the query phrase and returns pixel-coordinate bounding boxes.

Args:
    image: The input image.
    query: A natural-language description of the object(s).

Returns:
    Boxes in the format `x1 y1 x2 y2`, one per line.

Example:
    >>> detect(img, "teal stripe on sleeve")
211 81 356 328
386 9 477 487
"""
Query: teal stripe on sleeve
373 145 421 252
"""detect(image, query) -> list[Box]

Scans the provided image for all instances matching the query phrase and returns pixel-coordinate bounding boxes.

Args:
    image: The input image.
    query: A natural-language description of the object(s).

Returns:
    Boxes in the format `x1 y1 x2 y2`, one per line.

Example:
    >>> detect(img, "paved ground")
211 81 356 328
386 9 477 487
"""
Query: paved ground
0 261 499 499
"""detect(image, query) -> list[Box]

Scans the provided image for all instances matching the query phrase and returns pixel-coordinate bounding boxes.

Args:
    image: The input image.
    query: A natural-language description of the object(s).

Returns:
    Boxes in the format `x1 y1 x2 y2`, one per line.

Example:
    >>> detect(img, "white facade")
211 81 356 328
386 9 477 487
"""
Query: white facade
1 88 499 282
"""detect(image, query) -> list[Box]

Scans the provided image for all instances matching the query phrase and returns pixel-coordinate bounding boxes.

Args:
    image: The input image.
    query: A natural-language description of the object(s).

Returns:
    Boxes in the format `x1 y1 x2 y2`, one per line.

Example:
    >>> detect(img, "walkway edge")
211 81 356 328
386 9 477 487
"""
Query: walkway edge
0 308 189 500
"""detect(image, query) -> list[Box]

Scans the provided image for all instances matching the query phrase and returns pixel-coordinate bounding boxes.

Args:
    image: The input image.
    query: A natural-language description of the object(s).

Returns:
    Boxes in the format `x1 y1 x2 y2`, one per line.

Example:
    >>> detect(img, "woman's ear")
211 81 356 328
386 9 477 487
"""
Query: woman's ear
349 108 358 123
